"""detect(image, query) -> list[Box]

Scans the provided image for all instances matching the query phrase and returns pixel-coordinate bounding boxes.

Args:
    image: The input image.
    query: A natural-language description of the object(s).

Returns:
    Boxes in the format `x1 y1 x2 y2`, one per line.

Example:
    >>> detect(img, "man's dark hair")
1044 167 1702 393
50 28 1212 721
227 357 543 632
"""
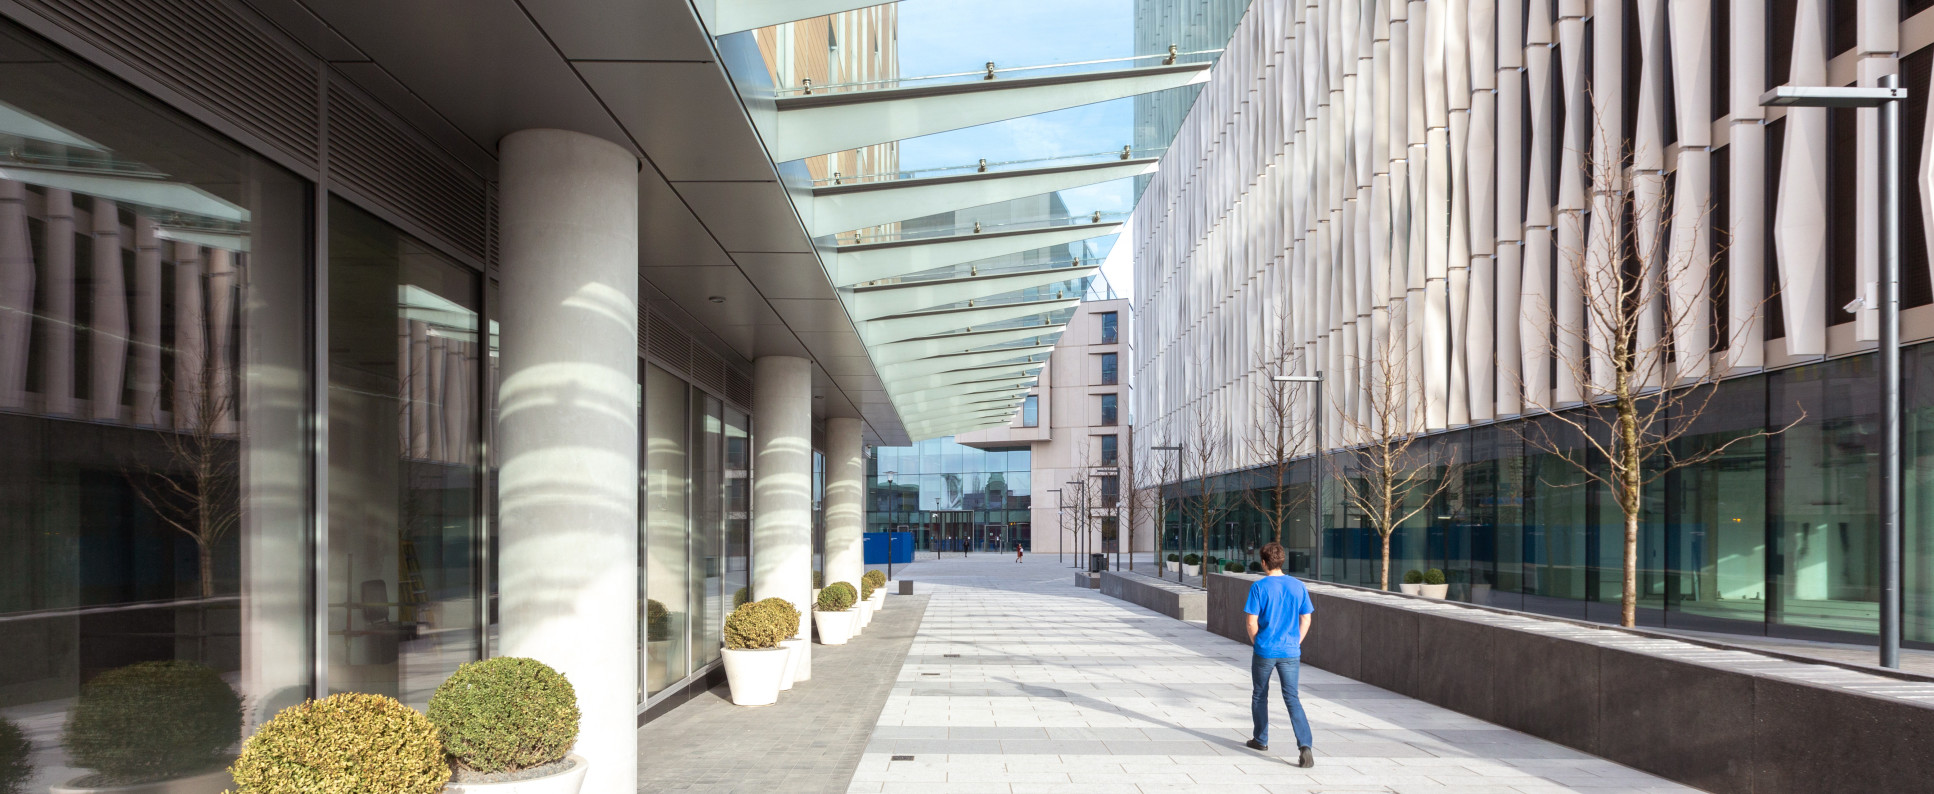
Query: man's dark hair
1259 542 1286 572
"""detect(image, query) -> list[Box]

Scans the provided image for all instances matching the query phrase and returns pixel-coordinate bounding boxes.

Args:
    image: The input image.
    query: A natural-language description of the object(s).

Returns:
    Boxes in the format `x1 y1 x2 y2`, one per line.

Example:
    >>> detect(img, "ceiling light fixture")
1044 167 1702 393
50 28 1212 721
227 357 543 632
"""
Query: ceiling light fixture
708 295 726 304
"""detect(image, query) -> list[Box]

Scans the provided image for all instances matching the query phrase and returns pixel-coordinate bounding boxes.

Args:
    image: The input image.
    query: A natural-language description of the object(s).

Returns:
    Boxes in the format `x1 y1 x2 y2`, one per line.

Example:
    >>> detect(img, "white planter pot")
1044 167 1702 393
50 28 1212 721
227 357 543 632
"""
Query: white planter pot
722 646 788 706
778 637 807 690
859 598 874 628
1421 583 1449 599
1399 583 1423 595
1182 564 1199 577
870 592 886 609
443 755 589 794
814 608 858 645
53 767 233 794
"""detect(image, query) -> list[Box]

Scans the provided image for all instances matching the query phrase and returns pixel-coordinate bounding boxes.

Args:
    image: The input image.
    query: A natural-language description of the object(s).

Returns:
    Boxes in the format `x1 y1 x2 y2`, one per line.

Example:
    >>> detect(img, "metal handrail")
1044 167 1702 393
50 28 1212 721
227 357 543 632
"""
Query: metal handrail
813 147 1167 186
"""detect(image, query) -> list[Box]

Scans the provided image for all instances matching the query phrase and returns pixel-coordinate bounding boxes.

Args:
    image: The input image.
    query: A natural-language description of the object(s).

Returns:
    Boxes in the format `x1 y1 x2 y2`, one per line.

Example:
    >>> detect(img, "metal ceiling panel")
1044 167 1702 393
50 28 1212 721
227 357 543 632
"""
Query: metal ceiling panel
579 61 777 182
638 169 736 268
520 0 715 61
674 180 816 253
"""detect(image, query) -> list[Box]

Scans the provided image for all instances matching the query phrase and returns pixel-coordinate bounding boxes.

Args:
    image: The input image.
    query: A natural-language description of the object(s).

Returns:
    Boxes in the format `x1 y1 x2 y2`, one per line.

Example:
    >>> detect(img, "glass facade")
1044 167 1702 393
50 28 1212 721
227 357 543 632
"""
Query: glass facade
1100 352 1118 385
1100 434 1119 466
1168 346 1934 645
868 437 1031 552
1099 311 1118 344
1100 393 1118 426
0 19 313 789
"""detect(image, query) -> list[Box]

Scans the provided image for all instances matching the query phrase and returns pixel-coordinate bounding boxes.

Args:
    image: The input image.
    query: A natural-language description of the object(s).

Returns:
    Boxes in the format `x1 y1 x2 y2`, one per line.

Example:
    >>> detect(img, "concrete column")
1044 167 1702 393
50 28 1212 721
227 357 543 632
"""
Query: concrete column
495 129 639 793
824 417 865 593
753 354 813 680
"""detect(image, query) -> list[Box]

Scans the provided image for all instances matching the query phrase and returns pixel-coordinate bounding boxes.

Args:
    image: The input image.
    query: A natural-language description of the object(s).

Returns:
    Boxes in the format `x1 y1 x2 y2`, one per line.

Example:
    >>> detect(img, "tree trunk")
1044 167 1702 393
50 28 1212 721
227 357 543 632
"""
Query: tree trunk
1380 531 1392 590
1623 512 1639 627
198 539 214 599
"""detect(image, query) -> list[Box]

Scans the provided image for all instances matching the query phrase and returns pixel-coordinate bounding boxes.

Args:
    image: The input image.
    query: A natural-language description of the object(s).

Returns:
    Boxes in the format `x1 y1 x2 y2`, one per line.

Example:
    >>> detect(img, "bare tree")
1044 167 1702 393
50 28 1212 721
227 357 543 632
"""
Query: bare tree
1515 117 1796 627
1336 303 1461 591
1130 430 1181 579
128 344 238 599
1177 401 1231 584
1243 301 1314 547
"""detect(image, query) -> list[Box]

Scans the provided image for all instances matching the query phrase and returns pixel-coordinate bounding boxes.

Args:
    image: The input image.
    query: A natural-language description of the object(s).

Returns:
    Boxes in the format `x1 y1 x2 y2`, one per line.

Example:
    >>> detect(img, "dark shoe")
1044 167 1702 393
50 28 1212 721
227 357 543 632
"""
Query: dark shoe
1297 746 1314 768
1245 738 1268 752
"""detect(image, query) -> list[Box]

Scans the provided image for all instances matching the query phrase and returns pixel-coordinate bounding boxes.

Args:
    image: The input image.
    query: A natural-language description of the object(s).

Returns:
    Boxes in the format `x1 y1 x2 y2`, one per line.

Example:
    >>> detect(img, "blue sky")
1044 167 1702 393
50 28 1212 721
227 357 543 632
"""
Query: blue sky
895 0 1139 220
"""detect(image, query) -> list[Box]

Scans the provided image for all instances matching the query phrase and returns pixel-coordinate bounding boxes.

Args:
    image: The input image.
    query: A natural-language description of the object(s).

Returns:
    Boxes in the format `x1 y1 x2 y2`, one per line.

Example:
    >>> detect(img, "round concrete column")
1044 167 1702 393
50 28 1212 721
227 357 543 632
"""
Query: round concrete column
495 129 638 792
824 417 866 594
753 355 814 679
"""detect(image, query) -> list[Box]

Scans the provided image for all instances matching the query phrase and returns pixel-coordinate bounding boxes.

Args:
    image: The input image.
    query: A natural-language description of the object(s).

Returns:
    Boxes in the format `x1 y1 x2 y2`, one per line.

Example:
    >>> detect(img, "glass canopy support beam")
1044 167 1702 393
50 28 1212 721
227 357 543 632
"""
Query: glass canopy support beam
871 324 1064 366
863 297 1078 345
887 365 1044 400
770 63 1211 162
879 343 1056 381
835 223 1119 287
809 158 1157 236
845 264 1099 319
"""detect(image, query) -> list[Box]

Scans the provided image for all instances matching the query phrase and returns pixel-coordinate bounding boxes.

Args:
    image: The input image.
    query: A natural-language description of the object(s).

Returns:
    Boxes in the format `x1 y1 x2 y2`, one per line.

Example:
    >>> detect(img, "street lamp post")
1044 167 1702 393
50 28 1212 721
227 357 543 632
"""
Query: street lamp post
1047 488 1063 566
1150 444 1183 581
883 471 898 580
1273 372 1325 581
1067 479 1084 569
1762 78 1905 669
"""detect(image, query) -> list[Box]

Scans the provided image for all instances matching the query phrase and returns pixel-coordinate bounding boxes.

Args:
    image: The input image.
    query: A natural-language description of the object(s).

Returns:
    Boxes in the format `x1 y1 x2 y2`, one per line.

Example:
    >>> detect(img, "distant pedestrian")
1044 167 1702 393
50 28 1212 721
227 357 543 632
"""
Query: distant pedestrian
1244 541 1315 767
1015 542 1024 563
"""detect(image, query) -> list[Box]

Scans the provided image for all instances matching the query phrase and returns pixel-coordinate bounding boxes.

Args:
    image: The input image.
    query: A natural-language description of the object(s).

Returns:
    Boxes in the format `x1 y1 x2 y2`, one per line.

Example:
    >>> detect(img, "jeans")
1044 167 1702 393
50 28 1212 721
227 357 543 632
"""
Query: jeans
1250 654 1313 749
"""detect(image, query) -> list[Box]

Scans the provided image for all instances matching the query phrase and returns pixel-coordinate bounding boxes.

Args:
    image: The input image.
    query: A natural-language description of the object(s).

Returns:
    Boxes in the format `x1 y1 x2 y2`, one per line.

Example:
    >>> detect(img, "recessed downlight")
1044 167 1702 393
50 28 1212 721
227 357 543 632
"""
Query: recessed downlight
707 295 726 304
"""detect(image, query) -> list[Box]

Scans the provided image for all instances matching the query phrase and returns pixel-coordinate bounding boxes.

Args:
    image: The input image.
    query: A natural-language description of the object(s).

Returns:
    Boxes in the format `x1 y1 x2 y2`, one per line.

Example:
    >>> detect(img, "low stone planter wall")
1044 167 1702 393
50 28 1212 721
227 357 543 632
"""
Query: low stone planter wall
1099 570 1205 621
1203 573 1934 794
1073 572 1099 589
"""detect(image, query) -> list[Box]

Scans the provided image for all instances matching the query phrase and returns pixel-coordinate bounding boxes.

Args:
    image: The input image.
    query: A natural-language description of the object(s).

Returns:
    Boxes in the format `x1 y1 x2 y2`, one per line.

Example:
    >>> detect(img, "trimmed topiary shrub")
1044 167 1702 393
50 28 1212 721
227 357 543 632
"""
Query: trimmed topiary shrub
863 569 887 589
812 570 824 589
61 660 241 783
755 597 801 639
1247 561 1263 573
647 599 670 642
228 693 447 794
1403 569 1425 585
726 601 790 650
1182 553 1201 566
816 582 857 611
733 587 751 609
1167 553 1180 562
428 657 580 775
859 579 876 601
1424 568 1446 586
0 717 30 794
1224 561 1246 573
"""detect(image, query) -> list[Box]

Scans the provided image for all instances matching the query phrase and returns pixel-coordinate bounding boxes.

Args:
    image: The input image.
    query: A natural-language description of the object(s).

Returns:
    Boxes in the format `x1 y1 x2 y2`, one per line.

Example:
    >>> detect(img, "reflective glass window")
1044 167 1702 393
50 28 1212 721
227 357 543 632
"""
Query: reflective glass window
1100 394 1117 426
0 20 313 784
1100 352 1118 385
1099 311 1118 344
643 364 688 696
1100 434 1118 466
1021 394 1039 427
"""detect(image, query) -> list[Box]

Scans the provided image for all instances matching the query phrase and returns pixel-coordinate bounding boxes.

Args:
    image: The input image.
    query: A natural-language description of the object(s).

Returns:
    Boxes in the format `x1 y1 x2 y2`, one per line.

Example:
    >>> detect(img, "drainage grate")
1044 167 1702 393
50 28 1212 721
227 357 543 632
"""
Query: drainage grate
891 755 915 761
943 653 960 658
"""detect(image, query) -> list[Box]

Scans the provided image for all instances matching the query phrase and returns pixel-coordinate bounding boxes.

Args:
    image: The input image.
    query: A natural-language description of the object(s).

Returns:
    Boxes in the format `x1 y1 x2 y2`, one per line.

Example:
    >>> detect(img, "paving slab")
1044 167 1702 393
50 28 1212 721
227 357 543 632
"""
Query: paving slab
637 593 929 793
857 556 1693 794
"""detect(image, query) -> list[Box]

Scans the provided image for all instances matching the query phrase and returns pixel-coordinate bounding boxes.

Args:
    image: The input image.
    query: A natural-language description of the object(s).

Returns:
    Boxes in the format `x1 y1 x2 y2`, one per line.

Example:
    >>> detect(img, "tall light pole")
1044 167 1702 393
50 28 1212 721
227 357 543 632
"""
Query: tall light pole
883 470 898 580
1151 444 1182 581
1067 478 1085 569
1273 372 1324 580
1762 79 1904 668
1047 488 1063 565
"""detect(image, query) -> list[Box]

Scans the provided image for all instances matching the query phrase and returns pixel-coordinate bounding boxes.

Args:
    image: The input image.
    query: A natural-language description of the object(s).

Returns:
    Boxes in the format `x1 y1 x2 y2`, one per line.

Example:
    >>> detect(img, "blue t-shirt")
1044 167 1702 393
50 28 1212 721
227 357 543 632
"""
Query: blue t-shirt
1243 575 1314 659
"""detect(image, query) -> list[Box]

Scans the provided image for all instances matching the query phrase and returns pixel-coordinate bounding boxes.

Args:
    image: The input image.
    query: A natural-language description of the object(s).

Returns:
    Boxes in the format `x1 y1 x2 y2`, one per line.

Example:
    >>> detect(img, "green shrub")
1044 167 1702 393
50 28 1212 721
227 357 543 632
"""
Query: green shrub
724 602 786 650
62 660 240 782
812 570 824 589
1424 568 1446 586
429 658 579 774
1247 561 1263 573
1403 569 1425 584
1182 554 1201 565
1167 553 1180 562
1224 561 1245 573
863 569 887 589
816 582 857 611
733 587 751 609
755 597 801 638
646 599 670 642
861 579 879 601
228 693 447 794
0 717 30 794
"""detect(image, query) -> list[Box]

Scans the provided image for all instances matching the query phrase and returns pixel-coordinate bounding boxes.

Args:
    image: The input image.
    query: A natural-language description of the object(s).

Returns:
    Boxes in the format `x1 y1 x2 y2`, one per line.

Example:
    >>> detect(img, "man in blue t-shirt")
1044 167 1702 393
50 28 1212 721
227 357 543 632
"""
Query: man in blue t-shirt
1243 541 1315 767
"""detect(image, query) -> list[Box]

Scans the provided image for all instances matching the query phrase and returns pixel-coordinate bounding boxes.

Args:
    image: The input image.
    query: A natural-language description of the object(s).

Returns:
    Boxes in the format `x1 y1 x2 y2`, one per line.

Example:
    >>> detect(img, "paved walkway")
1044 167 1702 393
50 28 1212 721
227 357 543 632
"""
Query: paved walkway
854 556 1693 793
637 595 930 793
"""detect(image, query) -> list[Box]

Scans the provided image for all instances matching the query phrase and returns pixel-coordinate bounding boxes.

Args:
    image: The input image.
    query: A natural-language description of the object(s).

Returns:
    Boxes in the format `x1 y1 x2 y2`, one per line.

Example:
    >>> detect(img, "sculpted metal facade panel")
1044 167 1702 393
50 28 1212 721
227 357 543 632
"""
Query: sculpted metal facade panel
1132 0 1934 472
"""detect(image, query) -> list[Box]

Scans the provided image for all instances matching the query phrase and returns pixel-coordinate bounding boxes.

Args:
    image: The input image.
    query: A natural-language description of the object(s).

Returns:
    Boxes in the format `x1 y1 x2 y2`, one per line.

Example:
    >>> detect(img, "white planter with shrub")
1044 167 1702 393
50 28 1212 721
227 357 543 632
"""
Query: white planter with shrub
722 598 799 706
777 637 807 690
814 582 861 645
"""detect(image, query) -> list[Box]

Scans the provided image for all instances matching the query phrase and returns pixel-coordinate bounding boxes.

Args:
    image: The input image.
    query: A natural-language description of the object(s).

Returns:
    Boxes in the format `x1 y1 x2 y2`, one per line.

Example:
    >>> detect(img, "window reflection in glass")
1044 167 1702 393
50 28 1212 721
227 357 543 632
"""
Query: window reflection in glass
1099 311 1118 344
643 364 689 696
691 389 724 669
0 19 311 790
326 198 482 709
1021 394 1038 427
